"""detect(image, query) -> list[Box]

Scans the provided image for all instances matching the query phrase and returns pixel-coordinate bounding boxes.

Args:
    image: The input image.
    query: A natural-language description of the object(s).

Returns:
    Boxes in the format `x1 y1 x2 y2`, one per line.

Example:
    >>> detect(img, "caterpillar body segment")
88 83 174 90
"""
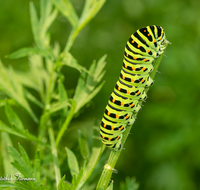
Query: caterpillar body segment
123 59 154 74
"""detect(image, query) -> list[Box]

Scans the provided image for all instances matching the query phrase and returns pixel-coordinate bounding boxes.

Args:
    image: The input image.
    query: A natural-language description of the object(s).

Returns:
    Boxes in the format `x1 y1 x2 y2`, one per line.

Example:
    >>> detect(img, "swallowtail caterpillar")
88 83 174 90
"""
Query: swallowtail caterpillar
100 25 168 151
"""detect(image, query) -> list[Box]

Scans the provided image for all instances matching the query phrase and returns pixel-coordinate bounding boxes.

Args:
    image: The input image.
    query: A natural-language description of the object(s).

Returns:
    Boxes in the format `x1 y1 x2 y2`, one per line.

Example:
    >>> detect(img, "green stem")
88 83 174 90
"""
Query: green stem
55 99 76 147
64 28 79 53
96 42 169 190
63 21 89 53
63 0 107 53
48 124 61 189
36 69 57 152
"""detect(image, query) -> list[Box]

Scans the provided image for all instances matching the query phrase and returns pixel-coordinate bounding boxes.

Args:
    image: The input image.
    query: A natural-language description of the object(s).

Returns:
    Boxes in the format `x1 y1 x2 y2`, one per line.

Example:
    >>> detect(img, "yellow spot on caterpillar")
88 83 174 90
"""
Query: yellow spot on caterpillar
147 49 150 53
125 115 129 119
132 40 134 43
142 67 146 71
116 114 119 118
118 86 121 90
125 64 127 68
144 30 146 32
137 44 141 48
117 136 120 140
144 58 148 62
108 138 111 141
121 102 124 106
120 126 124 130
153 39 156 43
133 57 137 60
141 79 145 83
107 111 111 116
130 103 134 107
159 37 162 40
147 33 150 36
111 126 114 130
126 53 128 57
122 75 125 79
104 124 106 128
131 78 134 82
102 136 105 139
132 67 135 71
112 98 116 103
136 91 141 95
127 90 130 94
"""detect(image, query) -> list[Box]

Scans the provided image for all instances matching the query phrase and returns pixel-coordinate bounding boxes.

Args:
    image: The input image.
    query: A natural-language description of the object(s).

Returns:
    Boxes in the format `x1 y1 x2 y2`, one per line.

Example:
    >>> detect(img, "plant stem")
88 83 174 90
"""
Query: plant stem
96 42 169 190
64 0 107 53
55 99 76 147
48 124 61 189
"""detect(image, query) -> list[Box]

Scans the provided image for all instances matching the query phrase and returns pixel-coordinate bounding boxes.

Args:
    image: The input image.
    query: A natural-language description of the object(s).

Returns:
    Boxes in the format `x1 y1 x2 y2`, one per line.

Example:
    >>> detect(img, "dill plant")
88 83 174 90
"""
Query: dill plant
0 0 107 189
0 1 168 190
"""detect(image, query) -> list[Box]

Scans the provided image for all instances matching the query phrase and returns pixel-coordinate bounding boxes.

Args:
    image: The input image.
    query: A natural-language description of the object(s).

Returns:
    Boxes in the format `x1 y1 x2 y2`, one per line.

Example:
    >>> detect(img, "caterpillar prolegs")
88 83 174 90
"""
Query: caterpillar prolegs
100 25 168 151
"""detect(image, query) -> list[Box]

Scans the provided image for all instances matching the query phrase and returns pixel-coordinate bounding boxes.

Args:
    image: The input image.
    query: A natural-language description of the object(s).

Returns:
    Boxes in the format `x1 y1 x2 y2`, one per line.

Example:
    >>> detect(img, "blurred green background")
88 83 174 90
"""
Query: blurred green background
1 0 200 190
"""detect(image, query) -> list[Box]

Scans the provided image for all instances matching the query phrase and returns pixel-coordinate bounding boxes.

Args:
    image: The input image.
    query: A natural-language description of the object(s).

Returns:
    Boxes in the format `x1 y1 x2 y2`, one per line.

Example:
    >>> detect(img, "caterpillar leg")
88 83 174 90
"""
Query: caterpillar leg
101 136 122 151
112 137 122 151
127 113 135 125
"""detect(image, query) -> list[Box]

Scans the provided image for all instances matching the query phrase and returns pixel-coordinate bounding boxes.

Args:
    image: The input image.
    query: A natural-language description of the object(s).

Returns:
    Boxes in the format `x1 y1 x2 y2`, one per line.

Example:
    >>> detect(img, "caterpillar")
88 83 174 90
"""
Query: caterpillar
100 25 168 151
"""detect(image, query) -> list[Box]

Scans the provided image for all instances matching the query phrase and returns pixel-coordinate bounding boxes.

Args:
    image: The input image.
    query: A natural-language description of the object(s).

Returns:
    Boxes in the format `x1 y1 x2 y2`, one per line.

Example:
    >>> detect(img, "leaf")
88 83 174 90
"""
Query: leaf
8 145 33 178
84 121 104 173
74 121 104 189
58 175 72 190
29 2 41 48
0 60 38 123
0 182 28 189
16 181 48 190
58 81 68 116
73 55 106 114
1 132 18 175
78 130 90 160
24 129 49 146
7 151 44 189
119 177 139 190
0 120 48 148
47 100 70 114
6 47 50 59
29 1 57 58
72 168 84 189
0 99 17 107
28 54 49 101
0 120 26 139
80 0 106 28
58 81 68 102
50 0 79 28
18 143 32 172
106 181 113 190
24 90 44 108
93 54 107 82
5 101 25 130
65 147 79 176
33 150 41 183
39 0 58 47
74 80 105 114
60 52 90 74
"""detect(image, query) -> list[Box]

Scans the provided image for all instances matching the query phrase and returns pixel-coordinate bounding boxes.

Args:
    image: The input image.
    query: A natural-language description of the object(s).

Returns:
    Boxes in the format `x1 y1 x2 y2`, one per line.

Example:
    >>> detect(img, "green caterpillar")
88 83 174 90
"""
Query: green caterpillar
100 25 168 151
